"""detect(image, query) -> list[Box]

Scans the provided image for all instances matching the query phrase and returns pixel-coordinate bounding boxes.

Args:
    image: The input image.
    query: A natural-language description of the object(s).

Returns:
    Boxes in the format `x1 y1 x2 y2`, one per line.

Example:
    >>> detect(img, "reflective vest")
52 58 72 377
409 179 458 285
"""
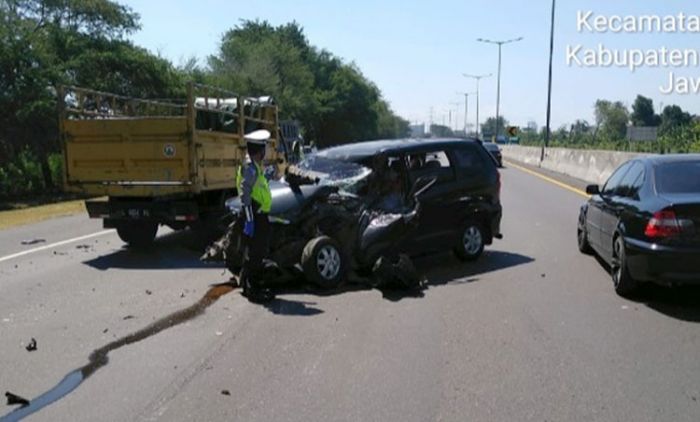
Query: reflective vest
237 162 272 213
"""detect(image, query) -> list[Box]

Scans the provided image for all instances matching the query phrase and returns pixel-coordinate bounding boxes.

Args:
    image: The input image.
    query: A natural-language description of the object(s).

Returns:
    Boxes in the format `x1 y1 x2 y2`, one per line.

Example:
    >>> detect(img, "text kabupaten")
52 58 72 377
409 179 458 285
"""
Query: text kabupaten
578 11 700 33
567 44 700 72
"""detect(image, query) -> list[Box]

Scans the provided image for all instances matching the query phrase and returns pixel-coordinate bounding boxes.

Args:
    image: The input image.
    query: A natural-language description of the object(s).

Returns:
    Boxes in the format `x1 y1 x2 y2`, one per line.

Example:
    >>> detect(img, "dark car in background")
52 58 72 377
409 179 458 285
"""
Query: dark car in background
483 142 503 167
577 155 700 296
206 138 503 287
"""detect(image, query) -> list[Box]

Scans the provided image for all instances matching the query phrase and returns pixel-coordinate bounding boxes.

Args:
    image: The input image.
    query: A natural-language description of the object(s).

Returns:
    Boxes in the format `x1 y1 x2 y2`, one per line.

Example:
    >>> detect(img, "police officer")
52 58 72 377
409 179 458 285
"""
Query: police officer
237 129 274 303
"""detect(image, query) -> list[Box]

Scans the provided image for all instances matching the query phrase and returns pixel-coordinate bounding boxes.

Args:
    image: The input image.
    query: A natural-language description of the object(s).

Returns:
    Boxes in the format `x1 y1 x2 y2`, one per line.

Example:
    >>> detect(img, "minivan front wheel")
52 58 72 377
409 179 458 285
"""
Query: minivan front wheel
301 236 345 288
454 222 485 261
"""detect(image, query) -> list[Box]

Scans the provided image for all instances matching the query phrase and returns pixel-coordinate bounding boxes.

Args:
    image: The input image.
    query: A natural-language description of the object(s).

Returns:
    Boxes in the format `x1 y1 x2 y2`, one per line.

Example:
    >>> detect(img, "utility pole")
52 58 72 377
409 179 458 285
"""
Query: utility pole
463 74 492 139
542 0 556 162
477 36 524 139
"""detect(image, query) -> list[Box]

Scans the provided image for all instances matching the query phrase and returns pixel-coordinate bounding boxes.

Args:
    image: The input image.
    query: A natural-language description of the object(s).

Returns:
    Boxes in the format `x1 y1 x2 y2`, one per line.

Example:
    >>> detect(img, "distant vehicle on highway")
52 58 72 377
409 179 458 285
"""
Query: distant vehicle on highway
577 155 700 296
483 142 503 167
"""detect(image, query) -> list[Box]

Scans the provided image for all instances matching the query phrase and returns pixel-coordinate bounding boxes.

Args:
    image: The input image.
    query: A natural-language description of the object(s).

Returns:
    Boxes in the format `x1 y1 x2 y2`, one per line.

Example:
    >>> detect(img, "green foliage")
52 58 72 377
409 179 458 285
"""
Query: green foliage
1 8 409 198
659 105 693 136
594 100 629 140
207 20 408 147
1 0 183 196
481 117 507 136
631 95 660 127
521 95 697 154
429 124 453 138
0 150 63 199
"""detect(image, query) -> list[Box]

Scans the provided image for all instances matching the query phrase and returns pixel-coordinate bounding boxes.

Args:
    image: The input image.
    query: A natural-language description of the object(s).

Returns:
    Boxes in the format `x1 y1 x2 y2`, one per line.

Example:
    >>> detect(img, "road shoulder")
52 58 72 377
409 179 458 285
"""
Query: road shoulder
504 159 591 198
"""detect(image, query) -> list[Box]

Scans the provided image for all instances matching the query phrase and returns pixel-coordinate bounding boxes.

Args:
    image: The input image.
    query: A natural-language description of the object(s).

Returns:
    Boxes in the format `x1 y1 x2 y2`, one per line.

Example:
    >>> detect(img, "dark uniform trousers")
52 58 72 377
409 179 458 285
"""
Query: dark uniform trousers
240 202 271 288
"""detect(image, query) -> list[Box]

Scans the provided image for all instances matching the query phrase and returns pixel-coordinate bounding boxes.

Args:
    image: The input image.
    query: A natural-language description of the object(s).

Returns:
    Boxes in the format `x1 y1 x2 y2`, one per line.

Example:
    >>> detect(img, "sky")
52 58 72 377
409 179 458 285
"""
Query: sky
120 0 700 131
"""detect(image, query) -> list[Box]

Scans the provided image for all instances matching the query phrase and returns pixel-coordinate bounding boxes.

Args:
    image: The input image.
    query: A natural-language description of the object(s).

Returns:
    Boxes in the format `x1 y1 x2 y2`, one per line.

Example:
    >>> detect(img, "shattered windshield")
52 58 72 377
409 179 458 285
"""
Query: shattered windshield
296 155 372 194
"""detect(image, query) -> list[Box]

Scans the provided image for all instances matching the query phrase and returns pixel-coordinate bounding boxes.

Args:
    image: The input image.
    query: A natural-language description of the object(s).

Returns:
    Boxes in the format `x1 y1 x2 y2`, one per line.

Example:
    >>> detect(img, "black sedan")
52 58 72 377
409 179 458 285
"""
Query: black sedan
483 142 503 167
577 155 700 296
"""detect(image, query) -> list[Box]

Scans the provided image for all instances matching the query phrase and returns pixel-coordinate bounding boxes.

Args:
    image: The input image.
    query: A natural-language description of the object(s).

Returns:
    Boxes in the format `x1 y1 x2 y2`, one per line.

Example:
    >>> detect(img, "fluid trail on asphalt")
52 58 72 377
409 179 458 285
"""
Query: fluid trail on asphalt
0 283 236 422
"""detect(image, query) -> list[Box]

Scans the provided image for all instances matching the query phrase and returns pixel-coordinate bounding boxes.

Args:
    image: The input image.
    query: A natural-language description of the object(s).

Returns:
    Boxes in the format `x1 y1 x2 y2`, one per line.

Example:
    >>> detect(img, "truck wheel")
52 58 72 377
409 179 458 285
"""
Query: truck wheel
301 236 345 288
116 222 158 248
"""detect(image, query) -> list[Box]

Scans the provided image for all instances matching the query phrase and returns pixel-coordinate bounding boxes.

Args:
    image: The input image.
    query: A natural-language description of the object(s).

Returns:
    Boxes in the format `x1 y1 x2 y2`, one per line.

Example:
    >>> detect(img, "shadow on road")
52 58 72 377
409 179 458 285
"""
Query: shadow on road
83 229 220 271
263 298 325 316
632 286 700 323
593 255 700 322
376 249 535 301
421 250 534 287
262 249 534 304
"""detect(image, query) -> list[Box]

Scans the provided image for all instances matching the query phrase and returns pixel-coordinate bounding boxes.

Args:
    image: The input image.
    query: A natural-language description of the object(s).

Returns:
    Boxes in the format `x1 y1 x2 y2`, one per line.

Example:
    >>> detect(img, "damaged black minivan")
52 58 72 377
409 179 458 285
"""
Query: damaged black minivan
203 138 502 288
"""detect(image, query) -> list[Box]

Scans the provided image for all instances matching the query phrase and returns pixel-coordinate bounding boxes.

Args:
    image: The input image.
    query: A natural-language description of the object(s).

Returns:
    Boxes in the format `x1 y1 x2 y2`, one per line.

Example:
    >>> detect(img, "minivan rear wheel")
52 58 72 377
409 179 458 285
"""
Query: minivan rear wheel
454 222 485 261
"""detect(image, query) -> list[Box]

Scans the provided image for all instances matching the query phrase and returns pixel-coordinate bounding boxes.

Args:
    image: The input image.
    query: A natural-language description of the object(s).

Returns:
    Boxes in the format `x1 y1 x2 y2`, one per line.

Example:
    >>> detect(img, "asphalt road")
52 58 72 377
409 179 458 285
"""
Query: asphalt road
1 164 699 422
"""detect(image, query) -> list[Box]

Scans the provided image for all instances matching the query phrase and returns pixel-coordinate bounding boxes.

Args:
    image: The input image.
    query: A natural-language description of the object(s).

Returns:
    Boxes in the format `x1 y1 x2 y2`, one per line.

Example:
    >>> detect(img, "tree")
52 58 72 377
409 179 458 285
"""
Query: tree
594 100 629 140
570 119 590 134
481 117 507 137
659 105 693 134
569 119 591 144
207 20 408 147
555 125 570 142
0 0 184 192
631 95 660 127
430 124 453 137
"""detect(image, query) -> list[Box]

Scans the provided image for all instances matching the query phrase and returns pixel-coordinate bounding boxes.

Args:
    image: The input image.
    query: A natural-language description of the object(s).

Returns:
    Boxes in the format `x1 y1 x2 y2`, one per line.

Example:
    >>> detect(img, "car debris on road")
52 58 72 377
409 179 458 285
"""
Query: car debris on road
25 338 37 352
21 239 46 245
5 391 30 408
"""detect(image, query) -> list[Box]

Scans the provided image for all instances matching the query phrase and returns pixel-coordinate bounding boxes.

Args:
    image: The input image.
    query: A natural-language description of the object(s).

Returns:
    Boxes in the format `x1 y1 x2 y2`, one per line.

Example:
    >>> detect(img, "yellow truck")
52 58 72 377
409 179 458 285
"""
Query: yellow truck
59 83 289 246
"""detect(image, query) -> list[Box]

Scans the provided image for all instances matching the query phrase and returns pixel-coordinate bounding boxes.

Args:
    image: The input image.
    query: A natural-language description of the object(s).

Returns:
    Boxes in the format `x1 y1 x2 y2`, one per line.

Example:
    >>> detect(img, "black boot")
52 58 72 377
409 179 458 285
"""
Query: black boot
246 283 275 303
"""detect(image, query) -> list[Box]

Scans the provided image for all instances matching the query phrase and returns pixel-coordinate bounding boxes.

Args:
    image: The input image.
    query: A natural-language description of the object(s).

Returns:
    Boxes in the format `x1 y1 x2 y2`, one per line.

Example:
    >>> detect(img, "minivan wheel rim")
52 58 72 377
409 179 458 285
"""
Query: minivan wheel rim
463 226 482 255
317 245 341 280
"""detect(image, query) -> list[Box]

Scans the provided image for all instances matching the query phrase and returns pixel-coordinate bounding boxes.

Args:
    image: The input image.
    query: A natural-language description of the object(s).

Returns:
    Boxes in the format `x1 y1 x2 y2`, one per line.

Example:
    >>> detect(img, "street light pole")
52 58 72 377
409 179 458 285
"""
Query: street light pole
463 74 492 139
450 101 461 132
542 0 556 162
456 91 476 135
477 36 523 139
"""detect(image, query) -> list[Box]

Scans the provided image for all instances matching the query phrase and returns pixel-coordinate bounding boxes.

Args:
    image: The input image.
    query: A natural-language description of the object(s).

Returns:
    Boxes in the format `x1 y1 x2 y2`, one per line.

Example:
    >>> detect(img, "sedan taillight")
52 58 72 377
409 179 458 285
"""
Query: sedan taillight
645 209 682 238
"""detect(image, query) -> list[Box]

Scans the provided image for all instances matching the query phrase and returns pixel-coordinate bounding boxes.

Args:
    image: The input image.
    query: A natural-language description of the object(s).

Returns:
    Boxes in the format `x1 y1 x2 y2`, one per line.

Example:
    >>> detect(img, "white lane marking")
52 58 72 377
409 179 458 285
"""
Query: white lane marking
0 230 114 264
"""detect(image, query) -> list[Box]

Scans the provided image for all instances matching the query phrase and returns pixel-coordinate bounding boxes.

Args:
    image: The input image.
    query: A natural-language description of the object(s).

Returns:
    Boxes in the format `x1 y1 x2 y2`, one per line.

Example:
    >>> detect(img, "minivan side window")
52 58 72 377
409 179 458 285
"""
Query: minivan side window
451 146 484 173
409 150 455 182
424 151 451 168
602 162 632 195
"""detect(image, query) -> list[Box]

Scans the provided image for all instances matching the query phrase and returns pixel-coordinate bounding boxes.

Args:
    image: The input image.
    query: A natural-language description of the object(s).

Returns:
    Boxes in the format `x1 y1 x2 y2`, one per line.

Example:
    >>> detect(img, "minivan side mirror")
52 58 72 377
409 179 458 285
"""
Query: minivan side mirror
586 184 600 195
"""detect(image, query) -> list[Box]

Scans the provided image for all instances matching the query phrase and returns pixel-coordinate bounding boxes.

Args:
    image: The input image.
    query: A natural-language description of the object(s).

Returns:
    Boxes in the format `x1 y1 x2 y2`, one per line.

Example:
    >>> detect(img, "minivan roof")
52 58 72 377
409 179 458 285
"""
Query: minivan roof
317 138 480 161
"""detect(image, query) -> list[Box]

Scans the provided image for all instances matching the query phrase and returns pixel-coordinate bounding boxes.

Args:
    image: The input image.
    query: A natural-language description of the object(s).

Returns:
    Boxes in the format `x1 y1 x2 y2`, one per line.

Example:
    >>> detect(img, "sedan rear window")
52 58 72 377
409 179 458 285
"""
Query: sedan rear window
655 161 700 193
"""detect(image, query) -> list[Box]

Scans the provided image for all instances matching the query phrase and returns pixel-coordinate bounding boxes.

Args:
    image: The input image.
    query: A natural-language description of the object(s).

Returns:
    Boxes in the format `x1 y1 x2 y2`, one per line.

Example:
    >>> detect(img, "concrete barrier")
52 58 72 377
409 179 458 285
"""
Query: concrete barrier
500 145 651 186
